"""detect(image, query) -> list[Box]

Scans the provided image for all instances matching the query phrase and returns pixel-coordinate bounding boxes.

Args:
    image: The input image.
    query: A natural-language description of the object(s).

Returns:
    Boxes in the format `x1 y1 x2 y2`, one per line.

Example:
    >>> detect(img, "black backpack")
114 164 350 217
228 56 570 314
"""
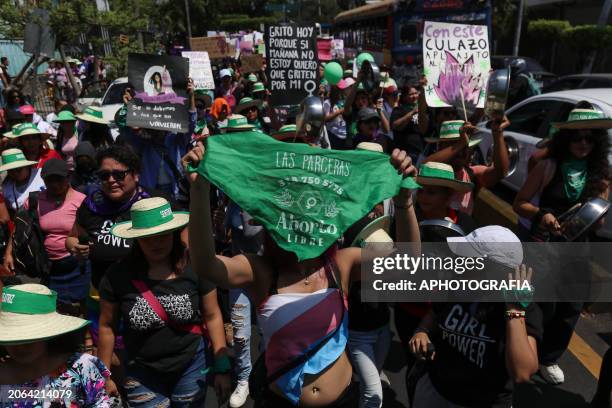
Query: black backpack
12 192 50 279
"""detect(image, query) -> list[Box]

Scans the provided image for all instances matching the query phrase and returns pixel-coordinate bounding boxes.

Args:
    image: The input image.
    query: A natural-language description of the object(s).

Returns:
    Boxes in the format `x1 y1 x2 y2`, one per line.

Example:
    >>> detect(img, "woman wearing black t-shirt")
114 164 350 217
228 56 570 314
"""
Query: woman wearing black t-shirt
98 197 231 406
409 227 541 408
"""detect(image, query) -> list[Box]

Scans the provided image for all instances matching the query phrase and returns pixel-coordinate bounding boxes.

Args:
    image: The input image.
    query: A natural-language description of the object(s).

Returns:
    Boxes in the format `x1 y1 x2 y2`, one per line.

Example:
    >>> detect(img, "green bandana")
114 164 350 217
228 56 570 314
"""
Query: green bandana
561 159 588 202
195 118 207 135
191 132 419 260
2 286 57 314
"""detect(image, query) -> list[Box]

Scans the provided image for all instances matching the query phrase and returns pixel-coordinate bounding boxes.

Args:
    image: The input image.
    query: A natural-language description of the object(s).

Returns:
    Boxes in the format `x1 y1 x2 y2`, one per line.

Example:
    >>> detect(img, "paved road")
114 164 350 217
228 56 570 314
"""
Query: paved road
204 309 611 407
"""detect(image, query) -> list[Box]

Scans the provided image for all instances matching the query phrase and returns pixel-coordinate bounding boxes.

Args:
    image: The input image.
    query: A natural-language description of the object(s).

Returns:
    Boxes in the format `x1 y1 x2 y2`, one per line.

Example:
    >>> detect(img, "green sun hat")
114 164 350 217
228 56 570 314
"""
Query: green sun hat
416 162 474 193
425 120 482 147
53 110 77 123
271 124 299 141
111 197 189 239
247 73 258 82
3 123 44 139
76 106 109 125
551 108 612 130
252 82 265 93
225 114 255 131
235 97 263 114
0 284 90 345
0 148 38 172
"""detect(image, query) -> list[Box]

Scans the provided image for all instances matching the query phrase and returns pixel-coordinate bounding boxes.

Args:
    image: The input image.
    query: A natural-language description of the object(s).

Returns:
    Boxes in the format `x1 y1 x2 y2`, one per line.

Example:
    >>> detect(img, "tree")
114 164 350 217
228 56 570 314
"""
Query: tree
527 19 571 71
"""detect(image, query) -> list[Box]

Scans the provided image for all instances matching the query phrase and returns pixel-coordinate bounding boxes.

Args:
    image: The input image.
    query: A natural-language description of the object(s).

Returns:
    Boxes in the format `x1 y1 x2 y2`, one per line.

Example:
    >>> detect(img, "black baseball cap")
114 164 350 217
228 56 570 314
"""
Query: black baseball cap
357 107 380 123
41 158 68 179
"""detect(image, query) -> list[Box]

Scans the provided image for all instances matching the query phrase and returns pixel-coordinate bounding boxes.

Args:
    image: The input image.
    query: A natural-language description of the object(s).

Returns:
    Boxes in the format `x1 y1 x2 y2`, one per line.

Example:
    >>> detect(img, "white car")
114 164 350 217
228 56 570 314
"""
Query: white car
474 88 612 239
77 77 129 125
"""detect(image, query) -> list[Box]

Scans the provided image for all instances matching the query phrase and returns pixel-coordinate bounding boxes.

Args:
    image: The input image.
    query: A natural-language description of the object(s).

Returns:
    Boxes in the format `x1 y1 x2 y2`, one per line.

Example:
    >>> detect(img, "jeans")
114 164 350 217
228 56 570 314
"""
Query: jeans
230 288 252 382
538 301 583 365
48 256 91 305
125 339 207 407
348 325 392 408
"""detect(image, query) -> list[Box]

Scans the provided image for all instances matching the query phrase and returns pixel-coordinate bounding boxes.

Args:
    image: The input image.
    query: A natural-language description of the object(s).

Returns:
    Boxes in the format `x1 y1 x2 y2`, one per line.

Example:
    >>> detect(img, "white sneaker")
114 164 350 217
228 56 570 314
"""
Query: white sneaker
229 380 249 407
541 364 565 384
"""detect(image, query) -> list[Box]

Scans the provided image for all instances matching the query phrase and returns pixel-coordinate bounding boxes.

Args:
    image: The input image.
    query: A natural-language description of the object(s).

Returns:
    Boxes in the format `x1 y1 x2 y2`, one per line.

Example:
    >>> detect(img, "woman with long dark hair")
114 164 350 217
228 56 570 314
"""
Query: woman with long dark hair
77 107 117 151
514 102 611 385
183 141 420 407
97 197 231 406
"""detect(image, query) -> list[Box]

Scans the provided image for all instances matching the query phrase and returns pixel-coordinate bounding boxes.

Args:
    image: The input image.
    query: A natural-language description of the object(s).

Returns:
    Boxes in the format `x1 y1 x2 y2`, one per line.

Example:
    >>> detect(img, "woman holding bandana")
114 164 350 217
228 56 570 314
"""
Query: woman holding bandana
183 140 420 407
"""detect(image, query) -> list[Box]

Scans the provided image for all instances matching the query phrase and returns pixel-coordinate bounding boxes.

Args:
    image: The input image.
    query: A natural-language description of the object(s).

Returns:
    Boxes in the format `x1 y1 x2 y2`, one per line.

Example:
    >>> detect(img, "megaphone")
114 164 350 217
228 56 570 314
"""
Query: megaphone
296 96 325 140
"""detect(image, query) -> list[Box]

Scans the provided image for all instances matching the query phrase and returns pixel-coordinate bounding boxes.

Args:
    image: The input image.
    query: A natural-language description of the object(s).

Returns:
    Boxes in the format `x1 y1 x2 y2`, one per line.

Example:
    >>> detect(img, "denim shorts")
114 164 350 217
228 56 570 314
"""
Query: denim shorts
124 338 208 407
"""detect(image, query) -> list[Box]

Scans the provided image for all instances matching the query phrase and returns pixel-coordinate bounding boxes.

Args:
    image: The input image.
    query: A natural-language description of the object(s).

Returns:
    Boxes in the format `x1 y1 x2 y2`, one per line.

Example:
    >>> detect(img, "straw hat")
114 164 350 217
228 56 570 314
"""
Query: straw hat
3 122 44 139
0 149 38 172
235 97 263 114
356 142 420 189
425 120 482 147
224 114 255 131
0 284 90 345
271 124 300 141
350 215 394 250
247 73 258 82
76 106 109 125
416 162 473 193
111 197 189 239
252 82 265 94
53 110 77 123
551 108 612 130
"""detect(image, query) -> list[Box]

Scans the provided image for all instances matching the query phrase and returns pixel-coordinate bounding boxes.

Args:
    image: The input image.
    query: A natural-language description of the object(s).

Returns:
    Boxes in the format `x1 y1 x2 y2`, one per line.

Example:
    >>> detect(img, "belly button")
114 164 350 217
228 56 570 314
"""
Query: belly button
311 386 320 394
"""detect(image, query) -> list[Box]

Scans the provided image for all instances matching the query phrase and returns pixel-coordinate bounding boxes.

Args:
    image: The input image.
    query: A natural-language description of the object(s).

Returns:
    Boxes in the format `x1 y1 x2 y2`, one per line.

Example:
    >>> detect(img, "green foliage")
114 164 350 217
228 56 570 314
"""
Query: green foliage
217 14 280 31
527 19 571 41
492 0 516 39
562 25 612 51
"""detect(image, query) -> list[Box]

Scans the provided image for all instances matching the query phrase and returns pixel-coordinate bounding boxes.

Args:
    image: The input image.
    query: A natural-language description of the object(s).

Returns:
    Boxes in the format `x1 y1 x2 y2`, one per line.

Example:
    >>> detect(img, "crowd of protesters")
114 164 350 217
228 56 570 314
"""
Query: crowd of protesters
0 41 609 408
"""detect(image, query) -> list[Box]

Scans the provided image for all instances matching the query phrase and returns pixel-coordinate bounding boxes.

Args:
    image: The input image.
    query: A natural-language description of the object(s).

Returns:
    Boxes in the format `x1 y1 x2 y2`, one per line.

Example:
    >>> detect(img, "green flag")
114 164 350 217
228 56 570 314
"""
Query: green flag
192 131 419 261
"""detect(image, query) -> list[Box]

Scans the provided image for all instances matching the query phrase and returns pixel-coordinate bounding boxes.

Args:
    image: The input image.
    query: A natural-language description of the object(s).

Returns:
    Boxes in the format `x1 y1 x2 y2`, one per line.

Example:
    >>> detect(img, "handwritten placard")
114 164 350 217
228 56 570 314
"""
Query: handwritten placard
191 36 235 60
422 21 490 110
265 24 320 107
241 54 264 74
182 51 215 90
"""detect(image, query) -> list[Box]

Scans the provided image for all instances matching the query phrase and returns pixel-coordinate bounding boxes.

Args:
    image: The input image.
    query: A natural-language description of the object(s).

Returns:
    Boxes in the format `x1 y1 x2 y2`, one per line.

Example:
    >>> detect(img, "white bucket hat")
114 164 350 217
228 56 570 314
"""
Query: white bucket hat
0 284 90 345
0 148 38 172
76 106 109 125
111 197 189 239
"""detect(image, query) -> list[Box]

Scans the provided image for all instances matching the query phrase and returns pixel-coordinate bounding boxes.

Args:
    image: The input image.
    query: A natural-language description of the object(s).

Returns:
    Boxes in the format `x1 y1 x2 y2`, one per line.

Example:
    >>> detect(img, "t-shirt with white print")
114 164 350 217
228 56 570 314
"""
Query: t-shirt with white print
427 302 542 408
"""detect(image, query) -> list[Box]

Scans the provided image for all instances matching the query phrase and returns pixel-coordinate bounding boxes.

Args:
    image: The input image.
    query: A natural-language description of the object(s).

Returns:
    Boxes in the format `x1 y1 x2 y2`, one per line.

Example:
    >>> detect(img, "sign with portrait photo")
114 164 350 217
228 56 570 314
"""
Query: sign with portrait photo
127 53 190 133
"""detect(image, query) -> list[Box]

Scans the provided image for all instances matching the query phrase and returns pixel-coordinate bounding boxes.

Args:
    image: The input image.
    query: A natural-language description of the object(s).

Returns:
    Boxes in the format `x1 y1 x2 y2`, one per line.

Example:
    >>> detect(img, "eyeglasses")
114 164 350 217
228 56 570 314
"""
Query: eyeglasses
96 169 131 182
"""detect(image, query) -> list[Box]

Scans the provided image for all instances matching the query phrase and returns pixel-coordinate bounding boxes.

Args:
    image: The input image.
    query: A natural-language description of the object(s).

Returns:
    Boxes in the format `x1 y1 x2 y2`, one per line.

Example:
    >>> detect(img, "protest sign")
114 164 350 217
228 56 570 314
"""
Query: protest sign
331 39 344 60
192 131 418 261
191 36 235 59
317 38 332 61
265 24 320 107
127 53 190 133
241 53 263 73
182 51 214 90
422 21 490 111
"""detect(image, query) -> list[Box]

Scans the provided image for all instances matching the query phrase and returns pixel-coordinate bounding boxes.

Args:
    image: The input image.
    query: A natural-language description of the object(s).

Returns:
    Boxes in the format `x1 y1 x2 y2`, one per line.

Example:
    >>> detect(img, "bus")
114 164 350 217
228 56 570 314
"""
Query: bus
333 0 492 65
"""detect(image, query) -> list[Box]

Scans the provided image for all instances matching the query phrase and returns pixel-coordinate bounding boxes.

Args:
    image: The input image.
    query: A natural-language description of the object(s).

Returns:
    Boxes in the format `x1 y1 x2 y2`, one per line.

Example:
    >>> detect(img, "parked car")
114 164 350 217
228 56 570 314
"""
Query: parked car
474 88 612 239
542 74 612 94
491 55 557 89
77 77 129 125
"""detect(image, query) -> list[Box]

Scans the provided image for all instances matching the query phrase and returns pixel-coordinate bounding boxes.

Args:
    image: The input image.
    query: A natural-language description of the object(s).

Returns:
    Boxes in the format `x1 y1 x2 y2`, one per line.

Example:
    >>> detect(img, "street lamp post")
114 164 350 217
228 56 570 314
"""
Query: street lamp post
512 0 525 57
185 0 193 49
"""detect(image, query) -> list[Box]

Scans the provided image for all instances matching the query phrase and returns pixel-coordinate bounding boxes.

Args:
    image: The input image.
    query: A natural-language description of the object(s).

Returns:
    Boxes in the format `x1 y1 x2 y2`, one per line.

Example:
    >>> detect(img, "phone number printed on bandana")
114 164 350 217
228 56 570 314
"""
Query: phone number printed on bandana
4 387 74 401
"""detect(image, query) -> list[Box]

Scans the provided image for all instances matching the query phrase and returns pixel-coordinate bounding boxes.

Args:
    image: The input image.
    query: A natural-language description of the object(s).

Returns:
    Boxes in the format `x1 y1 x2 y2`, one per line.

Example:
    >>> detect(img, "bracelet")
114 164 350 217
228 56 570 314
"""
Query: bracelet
212 355 231 374
505 310 526 320
395 202 413 209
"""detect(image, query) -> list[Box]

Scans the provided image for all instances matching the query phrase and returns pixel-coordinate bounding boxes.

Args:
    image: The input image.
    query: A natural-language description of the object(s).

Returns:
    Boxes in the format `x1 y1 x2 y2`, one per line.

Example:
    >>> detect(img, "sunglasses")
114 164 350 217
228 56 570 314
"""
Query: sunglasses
569 134 594 143
246 106 258 113
97 169 131 182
